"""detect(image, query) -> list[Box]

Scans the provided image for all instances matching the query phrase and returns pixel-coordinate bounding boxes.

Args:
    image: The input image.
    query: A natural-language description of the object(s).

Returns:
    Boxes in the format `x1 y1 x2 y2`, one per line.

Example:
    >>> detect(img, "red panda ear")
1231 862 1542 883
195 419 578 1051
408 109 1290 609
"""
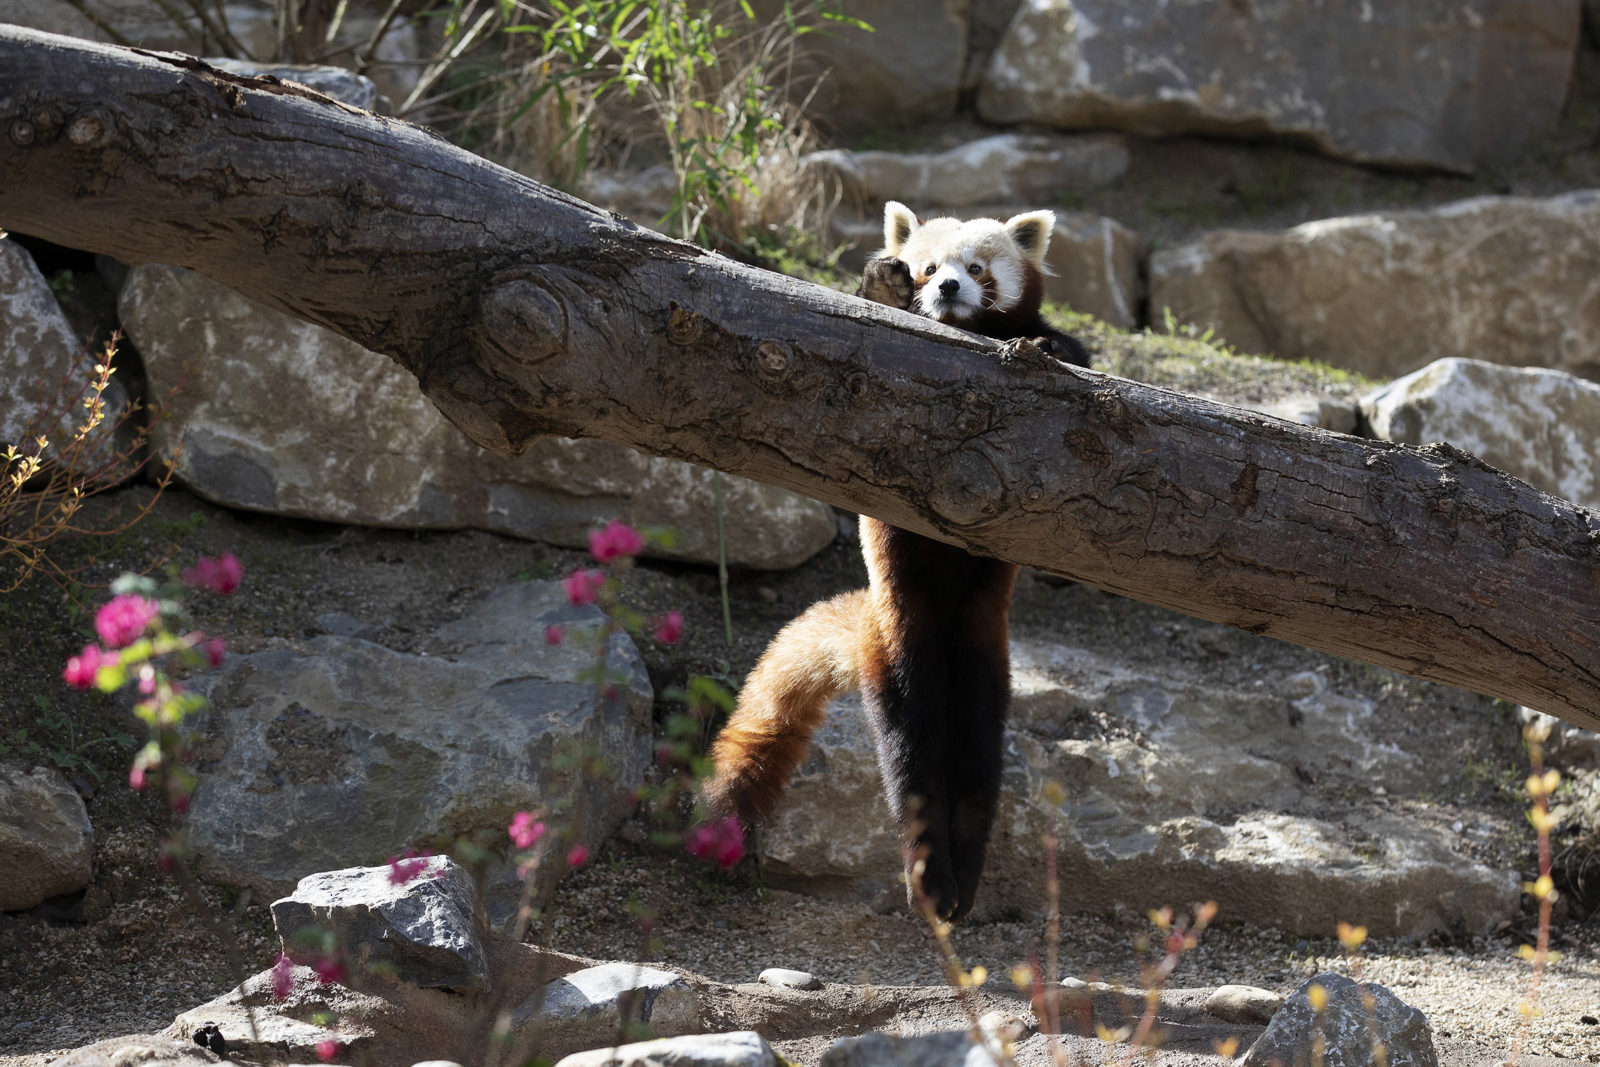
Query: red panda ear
883 201 920 256
1004 210 1055 269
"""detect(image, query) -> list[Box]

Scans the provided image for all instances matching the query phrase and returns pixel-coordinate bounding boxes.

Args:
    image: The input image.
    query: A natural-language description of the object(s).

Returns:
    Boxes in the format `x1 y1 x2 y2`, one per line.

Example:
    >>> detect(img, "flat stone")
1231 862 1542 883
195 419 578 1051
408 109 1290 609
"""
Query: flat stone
553 1030 777 1067
514 963 699 1060
805 133 1129 209
757 642 1518 936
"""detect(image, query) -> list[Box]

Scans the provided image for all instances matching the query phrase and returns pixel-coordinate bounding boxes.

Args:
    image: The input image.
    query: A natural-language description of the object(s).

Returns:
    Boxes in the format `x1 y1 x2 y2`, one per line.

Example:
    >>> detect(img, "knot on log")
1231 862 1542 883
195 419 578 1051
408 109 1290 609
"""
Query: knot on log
480 275 569 365
928 449 1005 527
755 340 790 375
67 109 111 148
666 302 705 345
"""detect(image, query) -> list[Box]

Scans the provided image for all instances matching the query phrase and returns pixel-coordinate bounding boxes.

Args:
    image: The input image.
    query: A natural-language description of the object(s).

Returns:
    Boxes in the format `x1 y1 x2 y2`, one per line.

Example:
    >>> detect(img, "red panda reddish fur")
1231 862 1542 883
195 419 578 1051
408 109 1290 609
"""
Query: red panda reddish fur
703 203 1088 922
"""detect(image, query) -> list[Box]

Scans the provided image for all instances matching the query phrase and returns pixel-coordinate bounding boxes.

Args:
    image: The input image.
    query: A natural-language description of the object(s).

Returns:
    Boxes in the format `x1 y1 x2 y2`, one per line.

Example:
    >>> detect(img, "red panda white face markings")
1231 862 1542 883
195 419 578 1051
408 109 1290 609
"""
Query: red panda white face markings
879 201 1055 327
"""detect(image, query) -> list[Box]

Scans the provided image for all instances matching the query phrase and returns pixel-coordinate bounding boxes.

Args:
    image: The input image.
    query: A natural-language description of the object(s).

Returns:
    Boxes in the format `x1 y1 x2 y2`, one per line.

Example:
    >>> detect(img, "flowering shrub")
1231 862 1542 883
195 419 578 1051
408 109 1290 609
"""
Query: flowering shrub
62 553 243 813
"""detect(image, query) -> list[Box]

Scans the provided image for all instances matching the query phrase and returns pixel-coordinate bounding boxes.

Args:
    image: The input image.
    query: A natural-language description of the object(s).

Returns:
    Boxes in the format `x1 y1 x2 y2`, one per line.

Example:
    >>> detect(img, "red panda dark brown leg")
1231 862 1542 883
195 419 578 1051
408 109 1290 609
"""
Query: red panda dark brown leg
859 518 1017 923
703 590 866 824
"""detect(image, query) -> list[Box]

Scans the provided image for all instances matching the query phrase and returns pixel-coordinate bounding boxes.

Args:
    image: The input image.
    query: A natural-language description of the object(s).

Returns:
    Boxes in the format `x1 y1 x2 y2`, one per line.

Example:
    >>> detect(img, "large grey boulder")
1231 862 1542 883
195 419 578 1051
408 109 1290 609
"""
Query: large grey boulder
0 237 130 467
1148 192 1600 381
514 963 699 1060
977 0 1580 173
0 763 94 911
118 265 835 570
759 641 1518 935
1242 972 1437 1067
185 580 653 896
805 133 1129 209
1360 358 1600 509
270 857 490 994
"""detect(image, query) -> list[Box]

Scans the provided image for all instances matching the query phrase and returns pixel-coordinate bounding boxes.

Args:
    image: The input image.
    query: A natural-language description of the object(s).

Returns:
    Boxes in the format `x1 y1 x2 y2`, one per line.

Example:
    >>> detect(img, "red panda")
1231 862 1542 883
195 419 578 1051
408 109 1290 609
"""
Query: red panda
703 202 1088 922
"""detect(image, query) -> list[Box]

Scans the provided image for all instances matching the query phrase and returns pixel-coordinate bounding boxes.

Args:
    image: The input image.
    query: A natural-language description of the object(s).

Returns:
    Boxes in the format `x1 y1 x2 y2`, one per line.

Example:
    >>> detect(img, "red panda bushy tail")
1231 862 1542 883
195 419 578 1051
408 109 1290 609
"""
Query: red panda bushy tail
702 589 868 824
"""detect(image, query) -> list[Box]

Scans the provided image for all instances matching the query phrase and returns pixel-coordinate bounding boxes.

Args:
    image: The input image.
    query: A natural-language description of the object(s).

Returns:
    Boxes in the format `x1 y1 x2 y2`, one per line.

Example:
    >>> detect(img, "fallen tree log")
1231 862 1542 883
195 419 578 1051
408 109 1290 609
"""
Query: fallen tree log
2 25 1597 730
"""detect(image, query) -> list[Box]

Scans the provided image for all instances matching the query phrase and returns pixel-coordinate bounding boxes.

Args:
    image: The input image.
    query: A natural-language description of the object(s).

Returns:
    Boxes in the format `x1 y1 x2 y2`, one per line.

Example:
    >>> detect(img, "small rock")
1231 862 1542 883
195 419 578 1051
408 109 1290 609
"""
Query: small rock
270 856 490 994
553 1030 777 1067
1203 984 1284 1025
757 968 821 991
514 963 699 1060
409 1062 466 1067
979 1009 1035 1043
1241 972 1437 1067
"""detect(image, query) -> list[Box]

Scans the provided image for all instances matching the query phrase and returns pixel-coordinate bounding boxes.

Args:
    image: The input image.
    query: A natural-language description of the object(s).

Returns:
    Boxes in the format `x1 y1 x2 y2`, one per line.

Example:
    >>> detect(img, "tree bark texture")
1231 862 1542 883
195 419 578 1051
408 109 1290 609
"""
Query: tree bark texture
2 26 1598 731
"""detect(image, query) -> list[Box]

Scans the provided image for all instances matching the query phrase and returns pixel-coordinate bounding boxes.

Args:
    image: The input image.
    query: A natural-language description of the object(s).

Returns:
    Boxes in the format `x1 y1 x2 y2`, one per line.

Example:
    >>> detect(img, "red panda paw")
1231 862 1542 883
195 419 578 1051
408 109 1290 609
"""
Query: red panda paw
858 257 914 311
999 335 1056 370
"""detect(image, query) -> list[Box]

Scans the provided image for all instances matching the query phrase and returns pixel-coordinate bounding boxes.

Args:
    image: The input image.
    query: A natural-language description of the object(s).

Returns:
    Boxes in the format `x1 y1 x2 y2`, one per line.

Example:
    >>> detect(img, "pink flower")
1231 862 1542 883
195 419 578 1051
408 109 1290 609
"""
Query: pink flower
509 811 546 850
566 844 590 868
312 954 346 986
182 552 243 594
544 624 563 646
588 520 644 563
563 568 606 606
686 816 745 870
94 594 159 648
652 611 684 645
128 763 147 791
63 645 105 689
387 848 432 885
270 953 295 1000
315 1039 339 1063
204 636 227 666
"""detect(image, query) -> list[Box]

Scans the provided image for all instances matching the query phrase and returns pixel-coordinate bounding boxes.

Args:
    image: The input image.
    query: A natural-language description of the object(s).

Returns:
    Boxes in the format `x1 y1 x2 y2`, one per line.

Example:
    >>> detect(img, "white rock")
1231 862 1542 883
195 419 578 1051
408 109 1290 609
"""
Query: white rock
1361 358 1600 509
516 963 699 1060
757 967 822 991
554 1030 776 1067
1203 984 1285 1025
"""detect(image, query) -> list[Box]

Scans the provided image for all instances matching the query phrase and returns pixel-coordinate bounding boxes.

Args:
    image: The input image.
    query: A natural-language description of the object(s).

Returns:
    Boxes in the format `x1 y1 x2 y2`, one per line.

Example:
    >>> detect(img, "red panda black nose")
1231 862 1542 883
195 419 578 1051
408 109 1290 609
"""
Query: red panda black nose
938 278 961 297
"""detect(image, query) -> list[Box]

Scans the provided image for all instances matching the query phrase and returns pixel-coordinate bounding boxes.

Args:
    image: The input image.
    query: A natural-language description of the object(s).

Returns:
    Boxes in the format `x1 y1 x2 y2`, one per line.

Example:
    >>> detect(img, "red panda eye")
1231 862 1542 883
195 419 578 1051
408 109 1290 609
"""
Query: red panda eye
967 262 984 277
923 264 937 276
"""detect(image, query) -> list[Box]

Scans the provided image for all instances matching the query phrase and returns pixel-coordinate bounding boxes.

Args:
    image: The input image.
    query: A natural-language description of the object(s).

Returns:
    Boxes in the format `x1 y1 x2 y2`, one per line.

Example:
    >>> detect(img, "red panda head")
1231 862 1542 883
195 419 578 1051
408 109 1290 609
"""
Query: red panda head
880 201 1055 327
